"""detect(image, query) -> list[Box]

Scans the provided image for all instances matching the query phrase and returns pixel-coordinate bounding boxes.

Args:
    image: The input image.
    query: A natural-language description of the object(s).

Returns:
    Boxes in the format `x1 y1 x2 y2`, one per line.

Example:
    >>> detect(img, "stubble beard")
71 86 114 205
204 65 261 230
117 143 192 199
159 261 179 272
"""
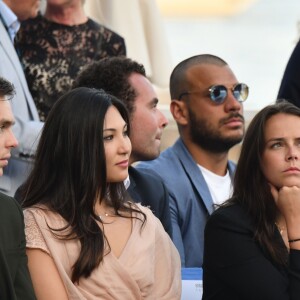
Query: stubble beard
189 109 244 154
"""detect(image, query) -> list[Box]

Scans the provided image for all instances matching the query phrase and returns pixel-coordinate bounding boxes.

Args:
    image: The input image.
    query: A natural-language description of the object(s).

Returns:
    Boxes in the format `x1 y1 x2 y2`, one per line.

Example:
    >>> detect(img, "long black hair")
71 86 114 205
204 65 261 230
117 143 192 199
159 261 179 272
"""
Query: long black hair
20 87 145 282
228 101 300 265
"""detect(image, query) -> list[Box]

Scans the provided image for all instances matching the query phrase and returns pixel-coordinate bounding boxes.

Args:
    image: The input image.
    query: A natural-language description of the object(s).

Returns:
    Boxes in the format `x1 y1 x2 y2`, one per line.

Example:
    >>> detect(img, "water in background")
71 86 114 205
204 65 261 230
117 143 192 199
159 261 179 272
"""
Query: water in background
163 0 300 112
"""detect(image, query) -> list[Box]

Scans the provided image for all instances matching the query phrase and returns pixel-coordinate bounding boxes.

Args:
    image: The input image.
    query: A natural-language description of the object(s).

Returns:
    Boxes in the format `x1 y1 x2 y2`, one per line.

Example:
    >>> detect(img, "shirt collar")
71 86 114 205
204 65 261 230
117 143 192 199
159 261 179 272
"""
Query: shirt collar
0 1 20 41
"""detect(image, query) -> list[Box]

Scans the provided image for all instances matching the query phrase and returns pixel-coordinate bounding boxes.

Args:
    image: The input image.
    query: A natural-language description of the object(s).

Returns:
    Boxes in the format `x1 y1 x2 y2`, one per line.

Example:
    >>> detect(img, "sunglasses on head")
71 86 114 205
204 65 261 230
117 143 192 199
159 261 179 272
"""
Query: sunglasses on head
178 83 249 104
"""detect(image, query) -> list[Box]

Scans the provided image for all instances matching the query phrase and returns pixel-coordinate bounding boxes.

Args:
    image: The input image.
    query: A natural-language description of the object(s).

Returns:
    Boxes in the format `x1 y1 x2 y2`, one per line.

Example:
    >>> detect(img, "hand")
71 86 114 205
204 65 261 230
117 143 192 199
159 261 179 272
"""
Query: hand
270 183 300 239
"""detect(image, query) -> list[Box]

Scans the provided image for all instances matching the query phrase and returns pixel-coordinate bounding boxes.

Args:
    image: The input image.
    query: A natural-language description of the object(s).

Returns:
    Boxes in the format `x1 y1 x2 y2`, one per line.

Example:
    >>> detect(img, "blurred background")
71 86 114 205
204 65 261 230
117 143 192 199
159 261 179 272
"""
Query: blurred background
158 0 300 112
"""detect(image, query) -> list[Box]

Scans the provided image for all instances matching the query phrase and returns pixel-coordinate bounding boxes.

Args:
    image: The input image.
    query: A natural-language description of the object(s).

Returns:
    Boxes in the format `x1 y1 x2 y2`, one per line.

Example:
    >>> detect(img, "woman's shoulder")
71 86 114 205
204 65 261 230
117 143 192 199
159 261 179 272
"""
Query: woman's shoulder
133 202 156 219
133 202 169 234
20 13 46 30
87 18 125 39
211 203 246 218
207 203 253 232
23 205 65 226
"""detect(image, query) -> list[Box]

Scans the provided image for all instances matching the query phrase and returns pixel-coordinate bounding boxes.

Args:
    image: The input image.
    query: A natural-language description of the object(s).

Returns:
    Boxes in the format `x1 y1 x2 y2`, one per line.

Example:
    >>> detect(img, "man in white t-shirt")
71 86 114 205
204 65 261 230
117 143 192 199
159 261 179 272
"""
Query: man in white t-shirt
138 54 248 267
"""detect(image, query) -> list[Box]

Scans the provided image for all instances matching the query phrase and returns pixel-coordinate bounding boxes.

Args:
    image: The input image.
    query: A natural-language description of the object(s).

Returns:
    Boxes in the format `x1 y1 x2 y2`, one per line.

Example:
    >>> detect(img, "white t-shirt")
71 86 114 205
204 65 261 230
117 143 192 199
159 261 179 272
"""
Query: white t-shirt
198 165 232 205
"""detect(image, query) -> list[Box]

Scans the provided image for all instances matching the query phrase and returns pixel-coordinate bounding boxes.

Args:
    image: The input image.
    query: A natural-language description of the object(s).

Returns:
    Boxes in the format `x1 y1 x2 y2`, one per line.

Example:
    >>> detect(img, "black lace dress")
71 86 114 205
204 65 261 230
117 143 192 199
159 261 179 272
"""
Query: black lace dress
15 14 126 121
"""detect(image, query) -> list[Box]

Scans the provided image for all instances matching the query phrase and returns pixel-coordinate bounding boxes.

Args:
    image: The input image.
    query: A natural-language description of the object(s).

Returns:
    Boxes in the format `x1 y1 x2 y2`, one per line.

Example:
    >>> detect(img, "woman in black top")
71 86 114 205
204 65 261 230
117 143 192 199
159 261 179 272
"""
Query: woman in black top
203 101 300 300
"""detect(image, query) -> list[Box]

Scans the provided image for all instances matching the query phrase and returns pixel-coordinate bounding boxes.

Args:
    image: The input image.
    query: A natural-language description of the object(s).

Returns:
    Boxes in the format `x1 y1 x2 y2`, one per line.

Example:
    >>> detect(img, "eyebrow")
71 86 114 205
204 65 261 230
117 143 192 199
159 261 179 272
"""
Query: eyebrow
265 137 300 143
148 98 159 106
0 118 15 126
103 124 127 132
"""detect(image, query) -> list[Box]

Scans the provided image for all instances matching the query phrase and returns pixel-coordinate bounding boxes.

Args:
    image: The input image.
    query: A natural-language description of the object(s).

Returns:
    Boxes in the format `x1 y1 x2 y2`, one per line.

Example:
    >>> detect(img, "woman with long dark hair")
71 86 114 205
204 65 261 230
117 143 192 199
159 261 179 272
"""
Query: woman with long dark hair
20 87 181 299
203 101 300 300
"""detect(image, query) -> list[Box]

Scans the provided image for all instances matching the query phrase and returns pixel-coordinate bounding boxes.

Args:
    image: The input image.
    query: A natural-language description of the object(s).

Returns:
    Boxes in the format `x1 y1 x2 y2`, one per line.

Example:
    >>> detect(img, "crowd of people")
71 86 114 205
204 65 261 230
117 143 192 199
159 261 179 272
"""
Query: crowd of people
1 0 300 299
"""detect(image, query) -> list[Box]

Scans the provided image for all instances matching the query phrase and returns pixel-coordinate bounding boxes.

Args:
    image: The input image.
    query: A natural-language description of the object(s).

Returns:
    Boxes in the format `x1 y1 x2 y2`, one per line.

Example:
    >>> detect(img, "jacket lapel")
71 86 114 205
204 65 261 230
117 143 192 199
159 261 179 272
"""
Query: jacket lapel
0 20 39 120
173 139 215 215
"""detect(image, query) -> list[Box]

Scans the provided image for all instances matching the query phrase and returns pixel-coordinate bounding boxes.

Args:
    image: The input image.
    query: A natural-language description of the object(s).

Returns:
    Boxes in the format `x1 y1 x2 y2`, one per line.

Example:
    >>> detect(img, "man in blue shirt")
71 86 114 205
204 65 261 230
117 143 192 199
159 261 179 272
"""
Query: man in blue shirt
138 54 248 267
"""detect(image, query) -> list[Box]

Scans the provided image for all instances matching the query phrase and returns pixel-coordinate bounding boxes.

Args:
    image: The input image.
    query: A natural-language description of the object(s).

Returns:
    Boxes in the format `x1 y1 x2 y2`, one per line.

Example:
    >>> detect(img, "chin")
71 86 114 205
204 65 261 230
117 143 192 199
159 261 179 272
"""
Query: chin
278 181 300 188
108 176 128 183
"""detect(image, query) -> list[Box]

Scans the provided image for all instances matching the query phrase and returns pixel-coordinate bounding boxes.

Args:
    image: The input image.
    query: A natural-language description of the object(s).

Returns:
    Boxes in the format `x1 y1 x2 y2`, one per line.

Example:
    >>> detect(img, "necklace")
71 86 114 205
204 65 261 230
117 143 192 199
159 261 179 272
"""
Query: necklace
275 222 285 235
99 212 110 220
98 211 117 220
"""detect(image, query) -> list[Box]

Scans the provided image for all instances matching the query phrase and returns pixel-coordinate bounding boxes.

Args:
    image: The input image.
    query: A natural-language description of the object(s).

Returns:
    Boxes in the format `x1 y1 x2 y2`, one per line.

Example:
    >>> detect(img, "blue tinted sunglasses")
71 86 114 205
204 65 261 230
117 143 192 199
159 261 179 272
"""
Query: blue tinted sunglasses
178 83 249 104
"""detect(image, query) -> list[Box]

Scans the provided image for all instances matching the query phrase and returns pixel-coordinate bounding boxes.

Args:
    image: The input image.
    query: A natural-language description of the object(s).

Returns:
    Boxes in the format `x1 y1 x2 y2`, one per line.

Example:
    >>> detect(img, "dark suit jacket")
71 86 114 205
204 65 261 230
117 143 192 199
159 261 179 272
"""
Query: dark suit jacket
0 192 36 299
277 40 300 107
203 204 300 300
128 167 172 238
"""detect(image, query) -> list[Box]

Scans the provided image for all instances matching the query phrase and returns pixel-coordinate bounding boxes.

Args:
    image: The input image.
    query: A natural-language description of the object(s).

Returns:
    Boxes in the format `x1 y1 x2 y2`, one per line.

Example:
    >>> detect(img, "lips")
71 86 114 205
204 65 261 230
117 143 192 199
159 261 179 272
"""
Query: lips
0 158 9 167
283 167 300 172
221 112 245 126
0 154 11 161
116 160 129 167
224 117 244 125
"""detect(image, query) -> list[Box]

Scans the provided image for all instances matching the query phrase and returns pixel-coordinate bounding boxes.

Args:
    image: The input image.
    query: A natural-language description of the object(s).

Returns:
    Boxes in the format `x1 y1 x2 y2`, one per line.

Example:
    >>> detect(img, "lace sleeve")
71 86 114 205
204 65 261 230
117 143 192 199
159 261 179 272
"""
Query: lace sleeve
24 210 51 256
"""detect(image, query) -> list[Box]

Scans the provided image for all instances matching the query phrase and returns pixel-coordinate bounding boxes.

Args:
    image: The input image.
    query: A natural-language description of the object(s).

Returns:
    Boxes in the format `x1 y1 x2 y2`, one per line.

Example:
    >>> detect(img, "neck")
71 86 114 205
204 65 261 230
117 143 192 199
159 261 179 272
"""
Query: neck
44 2 87 25
275 214 289 248
275 214 286 231
94 200 114 216
182 137 230 176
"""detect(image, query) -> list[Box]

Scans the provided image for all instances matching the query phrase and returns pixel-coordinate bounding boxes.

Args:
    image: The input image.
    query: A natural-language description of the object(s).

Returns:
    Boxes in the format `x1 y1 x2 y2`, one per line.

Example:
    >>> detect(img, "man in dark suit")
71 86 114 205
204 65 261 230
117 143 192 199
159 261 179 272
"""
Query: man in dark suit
72 57 172 237
0 76 36 299
277 40 300 107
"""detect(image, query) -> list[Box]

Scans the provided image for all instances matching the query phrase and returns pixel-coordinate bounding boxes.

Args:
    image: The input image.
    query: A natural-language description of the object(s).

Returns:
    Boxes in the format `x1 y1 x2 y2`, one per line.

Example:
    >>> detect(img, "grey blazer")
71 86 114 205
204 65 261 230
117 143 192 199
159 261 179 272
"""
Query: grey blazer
138 138 236 267
0 20 43 196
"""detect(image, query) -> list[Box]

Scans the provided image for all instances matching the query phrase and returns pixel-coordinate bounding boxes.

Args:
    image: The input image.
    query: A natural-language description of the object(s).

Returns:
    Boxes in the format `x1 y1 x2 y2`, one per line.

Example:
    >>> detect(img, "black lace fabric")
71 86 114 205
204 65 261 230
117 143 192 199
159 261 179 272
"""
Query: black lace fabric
15 14 126 121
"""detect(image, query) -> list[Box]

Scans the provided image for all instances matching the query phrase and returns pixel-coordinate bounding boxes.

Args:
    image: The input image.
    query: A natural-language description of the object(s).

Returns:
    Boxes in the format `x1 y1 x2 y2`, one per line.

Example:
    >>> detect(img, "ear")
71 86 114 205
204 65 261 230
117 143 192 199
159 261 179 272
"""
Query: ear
170 100 189 126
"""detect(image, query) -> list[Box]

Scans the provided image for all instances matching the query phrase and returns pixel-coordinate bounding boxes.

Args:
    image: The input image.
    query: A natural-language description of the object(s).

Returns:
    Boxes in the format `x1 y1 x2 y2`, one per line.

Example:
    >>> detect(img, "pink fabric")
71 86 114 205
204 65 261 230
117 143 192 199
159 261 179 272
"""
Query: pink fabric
24 204 181 299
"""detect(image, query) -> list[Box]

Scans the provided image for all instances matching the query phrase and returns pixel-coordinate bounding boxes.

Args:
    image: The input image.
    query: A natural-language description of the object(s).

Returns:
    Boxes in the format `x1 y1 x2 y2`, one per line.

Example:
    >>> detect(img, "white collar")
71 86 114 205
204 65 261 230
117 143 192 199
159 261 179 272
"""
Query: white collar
0 1 20 41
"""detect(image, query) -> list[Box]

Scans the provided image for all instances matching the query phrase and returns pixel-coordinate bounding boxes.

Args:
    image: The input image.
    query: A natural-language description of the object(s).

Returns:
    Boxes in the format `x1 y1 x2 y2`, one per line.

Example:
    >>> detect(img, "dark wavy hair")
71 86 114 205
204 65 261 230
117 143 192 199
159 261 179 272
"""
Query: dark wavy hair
228 100 300 265
20 87 146 282
0 76 15 100
72 56 146 117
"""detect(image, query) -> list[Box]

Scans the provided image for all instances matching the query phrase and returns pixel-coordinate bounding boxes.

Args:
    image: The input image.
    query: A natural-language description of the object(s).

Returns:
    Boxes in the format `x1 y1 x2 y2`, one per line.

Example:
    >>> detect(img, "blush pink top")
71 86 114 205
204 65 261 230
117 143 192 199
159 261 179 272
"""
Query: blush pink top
24 204 181 299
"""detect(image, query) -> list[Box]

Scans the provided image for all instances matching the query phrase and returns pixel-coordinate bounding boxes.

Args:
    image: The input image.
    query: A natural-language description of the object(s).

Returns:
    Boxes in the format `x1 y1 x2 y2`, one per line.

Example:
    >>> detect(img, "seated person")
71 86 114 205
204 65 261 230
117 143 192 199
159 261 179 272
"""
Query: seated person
277 39 300 107
73 57 172 237
19 87 181 299
203 101 300 299
138 54 247 267
0 0 44 196
0 76 35 300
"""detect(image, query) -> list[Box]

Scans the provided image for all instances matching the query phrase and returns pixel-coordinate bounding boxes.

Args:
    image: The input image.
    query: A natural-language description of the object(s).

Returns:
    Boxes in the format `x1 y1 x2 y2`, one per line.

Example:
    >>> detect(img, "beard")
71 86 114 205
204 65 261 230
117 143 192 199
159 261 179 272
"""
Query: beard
189 108 244 153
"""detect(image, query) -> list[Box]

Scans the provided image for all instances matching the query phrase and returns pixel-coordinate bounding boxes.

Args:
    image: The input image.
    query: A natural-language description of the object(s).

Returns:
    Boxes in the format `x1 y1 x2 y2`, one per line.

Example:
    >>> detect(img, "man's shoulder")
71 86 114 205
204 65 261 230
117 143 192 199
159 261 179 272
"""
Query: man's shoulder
137 144 180 171
0 192 19 208
129 166 164 187
0 193 22 227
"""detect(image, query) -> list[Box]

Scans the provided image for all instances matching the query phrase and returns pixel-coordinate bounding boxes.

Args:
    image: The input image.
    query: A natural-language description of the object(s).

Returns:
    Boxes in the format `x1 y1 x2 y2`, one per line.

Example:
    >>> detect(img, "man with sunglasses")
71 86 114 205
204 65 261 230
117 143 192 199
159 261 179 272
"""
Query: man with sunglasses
138 54 248 267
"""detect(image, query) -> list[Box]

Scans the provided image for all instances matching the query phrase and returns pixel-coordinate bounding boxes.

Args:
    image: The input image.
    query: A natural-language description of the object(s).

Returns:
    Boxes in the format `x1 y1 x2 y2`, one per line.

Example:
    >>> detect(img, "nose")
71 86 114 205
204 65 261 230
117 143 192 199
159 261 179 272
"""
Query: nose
119 135 131 156
7 129 18 149
286 150 298 161
158 109 168 129
224 90 243 113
